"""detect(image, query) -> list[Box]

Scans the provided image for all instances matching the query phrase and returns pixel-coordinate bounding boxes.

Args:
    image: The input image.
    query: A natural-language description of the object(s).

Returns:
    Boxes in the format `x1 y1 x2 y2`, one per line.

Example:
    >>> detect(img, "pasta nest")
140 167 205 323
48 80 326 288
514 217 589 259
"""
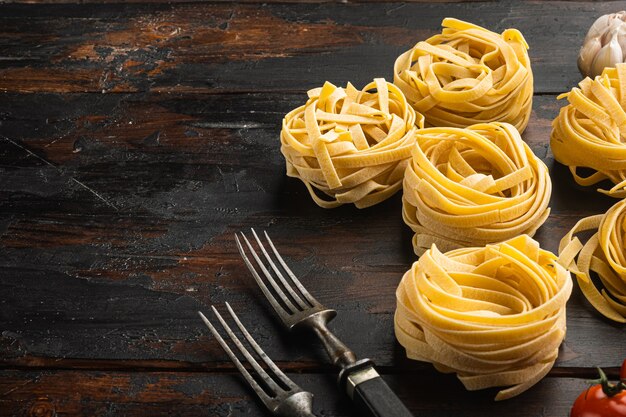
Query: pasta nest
402 122 551 256
393 18 533 132
551 64 626 197
395 235 572 401
558 198 626 323
281 78 424 208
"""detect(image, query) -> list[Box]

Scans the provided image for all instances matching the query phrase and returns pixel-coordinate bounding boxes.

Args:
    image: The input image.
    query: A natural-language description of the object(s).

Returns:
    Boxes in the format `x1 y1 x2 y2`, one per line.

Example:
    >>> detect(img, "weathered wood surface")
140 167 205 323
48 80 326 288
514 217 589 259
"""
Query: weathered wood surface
0 369 610 417
1 91 624 370
1 1 626 417
1 2 625 95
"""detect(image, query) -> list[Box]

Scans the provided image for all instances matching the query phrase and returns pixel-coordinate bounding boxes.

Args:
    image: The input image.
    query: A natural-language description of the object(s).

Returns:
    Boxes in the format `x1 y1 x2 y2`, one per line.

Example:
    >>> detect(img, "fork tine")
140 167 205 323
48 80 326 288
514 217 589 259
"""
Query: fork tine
237 232 300 314
235 234 291 323
250 228 308 310
197 310 271 403
209 305 285 396
225 302 297 390
263 231 320 308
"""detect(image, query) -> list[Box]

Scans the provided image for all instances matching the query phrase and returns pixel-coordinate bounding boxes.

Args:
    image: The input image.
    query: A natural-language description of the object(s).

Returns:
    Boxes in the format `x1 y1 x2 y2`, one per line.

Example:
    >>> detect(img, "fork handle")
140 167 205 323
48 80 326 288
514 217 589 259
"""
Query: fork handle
345 365 413 417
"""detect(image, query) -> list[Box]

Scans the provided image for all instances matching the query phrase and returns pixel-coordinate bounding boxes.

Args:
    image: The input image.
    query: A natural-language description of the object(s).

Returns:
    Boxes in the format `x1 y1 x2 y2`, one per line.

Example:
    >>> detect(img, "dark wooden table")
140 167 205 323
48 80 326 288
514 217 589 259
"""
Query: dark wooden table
1 1 625 416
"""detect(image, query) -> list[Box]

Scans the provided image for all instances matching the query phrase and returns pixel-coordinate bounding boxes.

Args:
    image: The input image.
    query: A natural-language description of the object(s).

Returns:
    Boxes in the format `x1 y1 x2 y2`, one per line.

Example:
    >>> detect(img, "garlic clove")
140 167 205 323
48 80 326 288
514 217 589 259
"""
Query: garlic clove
605 18 625 42
590 33 623 77
585 13 613 42
578 36 602 76
618 28 626 60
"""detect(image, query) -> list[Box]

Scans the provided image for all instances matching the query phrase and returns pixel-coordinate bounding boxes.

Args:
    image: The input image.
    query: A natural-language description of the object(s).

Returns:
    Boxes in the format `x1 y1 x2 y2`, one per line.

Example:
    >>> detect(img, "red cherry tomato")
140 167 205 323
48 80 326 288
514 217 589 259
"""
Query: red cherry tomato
621 359 626 381
570 384 626 417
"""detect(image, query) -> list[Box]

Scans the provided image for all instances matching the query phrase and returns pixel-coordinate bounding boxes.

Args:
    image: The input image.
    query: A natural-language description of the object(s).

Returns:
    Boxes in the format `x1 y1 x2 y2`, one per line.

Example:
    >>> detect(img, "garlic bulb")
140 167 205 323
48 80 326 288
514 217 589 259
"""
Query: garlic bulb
578 11 626 78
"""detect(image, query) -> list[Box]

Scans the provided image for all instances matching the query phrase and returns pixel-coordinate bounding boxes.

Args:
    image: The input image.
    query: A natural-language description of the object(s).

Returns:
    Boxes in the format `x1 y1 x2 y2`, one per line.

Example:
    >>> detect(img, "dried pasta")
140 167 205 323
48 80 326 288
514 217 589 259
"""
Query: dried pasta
402 122 551 256
551 63 626 197
281 78 424 208
394 18 533 132
395 235 572 400
558 199 626 323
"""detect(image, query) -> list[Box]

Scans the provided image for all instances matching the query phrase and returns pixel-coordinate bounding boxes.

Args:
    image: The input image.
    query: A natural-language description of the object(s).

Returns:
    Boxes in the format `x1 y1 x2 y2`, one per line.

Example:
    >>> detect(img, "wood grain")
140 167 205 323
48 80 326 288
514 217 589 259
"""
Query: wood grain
0 369 597 417
1 2 625 415
0 2 617 95
1 92 624 371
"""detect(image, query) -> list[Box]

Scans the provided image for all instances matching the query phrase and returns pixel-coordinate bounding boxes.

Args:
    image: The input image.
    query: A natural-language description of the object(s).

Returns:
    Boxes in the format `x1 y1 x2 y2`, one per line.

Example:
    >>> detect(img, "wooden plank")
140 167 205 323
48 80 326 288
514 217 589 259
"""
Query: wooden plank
5 0 492 3
1 0 598 3
1 91 624 370
0 369 603 417
0 2 612 94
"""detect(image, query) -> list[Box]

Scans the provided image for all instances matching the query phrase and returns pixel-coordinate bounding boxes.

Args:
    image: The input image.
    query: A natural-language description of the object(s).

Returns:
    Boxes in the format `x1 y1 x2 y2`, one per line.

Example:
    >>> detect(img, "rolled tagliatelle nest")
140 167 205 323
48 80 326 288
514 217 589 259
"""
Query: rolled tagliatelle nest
393 18 533 132
281 78 424 208
402 122 551 256
395 235 573 400
558 198 626 323
551 63 626 197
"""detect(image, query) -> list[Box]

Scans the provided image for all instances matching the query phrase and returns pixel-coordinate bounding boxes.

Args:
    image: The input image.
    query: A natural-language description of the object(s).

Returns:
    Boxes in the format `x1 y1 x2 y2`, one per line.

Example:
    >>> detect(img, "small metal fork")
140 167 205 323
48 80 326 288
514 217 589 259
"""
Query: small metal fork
198 303 316 417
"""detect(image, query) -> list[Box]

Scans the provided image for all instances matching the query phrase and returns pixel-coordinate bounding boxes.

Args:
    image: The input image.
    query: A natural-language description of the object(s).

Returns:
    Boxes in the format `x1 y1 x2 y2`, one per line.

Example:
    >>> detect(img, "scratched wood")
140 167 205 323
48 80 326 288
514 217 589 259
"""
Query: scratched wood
0 369 601 417
0 91 624 371
2 0 601 2
1 1 626 416
0 2 622 95
5 0 492 3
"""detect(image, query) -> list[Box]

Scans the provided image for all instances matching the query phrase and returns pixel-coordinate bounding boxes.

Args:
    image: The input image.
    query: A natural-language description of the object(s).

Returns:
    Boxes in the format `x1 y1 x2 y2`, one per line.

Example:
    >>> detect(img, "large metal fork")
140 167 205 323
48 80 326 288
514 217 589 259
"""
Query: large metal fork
235 229 356 369
235 229 414 417
198 303 316 417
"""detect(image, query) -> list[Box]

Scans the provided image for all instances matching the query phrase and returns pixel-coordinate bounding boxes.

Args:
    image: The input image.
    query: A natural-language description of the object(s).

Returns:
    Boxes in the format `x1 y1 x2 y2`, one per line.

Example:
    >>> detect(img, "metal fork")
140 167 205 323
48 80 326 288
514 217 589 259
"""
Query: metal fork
198 303 316 417
236 229 414 417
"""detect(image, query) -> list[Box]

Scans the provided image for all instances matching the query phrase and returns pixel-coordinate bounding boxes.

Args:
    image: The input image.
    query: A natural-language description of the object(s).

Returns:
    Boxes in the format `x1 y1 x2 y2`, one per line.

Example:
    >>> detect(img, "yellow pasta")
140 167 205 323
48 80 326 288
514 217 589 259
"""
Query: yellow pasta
280 78 424 208
551 64 626 197
394 18 533 132
402 122 551 256
395 235 572 401
558 199 626 323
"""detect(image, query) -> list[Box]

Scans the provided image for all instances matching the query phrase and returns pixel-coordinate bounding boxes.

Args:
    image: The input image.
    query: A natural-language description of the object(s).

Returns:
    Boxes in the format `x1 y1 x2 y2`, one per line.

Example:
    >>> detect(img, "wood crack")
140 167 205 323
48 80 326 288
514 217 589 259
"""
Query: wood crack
1 135 119 211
